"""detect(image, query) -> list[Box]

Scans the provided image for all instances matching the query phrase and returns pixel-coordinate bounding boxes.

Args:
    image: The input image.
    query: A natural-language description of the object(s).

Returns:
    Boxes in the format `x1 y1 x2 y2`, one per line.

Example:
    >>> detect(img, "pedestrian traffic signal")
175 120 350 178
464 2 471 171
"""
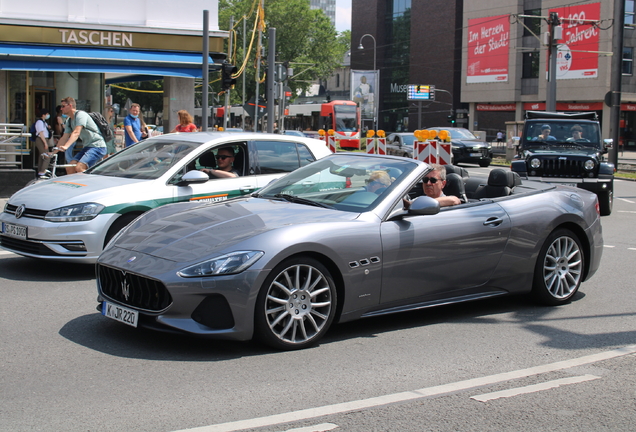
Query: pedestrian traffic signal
222 63 237 90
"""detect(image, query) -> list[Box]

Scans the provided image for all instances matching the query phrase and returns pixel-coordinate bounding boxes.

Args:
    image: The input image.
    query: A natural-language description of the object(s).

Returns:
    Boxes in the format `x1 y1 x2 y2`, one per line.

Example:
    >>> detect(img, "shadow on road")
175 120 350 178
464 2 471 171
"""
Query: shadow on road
0 255 94 282
57 290 636 362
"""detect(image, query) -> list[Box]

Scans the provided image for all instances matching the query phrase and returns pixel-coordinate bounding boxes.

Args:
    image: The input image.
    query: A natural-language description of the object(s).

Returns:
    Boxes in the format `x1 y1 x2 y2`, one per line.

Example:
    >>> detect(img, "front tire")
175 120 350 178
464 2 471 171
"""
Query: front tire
532 229 584 305
598 189 613 216
254 257 337 350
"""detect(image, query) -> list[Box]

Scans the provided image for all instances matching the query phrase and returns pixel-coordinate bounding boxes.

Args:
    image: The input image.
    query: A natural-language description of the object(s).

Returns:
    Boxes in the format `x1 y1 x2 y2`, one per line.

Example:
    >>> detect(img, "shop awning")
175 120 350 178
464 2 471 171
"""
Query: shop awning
0 43 217 78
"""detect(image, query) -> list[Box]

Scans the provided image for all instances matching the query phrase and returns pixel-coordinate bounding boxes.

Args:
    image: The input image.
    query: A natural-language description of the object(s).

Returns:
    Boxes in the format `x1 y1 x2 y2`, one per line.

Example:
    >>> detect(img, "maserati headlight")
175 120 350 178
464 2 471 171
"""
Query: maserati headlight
584 159 595 170
178 250 265 278
530 158 541 169
45 203 105 222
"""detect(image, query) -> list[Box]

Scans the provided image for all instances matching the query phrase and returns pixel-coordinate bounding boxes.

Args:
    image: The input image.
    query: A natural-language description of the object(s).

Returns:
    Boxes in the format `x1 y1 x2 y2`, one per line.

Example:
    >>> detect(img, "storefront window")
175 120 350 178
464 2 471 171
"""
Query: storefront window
8 71 26 124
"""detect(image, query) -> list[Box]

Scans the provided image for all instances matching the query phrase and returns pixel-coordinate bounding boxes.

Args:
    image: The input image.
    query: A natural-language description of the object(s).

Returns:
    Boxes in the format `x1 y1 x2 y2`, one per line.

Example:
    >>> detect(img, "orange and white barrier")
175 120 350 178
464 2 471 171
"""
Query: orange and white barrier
376 137 386 155
326 135 337 153
366 137 376 154
438 142 452 165
413 130 452 165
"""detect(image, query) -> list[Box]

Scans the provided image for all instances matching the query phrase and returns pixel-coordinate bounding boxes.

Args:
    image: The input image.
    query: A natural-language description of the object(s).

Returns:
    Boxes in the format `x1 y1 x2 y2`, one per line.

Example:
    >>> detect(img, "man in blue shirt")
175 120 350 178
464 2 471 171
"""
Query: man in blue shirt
124 103 142 147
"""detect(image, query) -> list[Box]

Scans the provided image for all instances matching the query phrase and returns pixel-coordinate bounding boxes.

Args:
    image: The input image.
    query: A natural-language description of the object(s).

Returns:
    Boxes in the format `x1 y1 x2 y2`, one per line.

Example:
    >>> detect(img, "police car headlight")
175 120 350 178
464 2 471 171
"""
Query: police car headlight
584 160 595 170
530 158 541 169
45 203 105 222
178 251 264 278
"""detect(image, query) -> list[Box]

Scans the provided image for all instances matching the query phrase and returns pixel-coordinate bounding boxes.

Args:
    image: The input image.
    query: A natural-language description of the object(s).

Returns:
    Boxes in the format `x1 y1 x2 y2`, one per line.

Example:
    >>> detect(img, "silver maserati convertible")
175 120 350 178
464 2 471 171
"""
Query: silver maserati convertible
96 153 603 350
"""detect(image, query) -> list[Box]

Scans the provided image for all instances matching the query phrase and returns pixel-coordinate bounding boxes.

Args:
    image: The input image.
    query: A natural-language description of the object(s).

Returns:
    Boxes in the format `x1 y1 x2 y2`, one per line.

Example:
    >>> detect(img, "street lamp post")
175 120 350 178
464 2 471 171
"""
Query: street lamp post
358 34 377 132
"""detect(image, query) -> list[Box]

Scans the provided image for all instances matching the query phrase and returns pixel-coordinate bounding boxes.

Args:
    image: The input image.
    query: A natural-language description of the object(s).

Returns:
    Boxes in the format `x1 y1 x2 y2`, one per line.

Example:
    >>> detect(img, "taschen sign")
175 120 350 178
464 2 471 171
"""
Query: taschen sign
476 104 516 111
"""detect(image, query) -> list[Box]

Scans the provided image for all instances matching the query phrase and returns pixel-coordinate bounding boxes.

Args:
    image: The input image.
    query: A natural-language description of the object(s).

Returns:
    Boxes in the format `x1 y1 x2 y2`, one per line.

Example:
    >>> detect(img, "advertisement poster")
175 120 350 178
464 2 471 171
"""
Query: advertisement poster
466 14 510 83
550 2 600 79
351 70 378 119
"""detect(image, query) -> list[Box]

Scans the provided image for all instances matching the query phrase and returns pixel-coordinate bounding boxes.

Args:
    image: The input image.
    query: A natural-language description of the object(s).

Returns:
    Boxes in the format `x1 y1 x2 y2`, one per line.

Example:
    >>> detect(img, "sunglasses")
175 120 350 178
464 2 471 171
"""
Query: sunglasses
422 177 441 184
215 155 233 160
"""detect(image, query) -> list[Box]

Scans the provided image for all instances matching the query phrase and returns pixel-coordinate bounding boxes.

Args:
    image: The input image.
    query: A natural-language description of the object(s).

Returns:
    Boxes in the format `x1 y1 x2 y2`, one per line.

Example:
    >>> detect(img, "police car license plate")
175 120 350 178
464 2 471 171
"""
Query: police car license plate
2 222 27 240
102 301 138 327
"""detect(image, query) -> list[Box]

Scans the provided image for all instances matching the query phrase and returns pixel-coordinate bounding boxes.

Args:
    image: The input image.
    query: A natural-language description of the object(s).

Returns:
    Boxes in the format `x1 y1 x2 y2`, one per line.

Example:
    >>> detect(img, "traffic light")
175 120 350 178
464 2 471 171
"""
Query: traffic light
447 109 456 125
221 62 237 90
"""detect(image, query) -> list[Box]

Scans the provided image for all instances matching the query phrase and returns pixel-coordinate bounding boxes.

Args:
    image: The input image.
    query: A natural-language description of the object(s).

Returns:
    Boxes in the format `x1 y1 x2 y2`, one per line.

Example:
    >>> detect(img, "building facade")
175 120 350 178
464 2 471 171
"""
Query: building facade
352 0 636 146
310 0 337 28
0 0 226 137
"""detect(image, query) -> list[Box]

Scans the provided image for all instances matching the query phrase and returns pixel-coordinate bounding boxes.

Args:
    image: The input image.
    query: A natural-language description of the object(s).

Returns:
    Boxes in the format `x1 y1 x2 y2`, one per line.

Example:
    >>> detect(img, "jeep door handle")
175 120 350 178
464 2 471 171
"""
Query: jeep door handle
483 217 503 227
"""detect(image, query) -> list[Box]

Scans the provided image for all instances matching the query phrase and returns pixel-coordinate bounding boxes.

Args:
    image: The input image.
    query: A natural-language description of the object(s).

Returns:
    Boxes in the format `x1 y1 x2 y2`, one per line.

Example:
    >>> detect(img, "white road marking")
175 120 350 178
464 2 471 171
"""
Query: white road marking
617 211 636 213
603 245 615 248
616 198 636 204
0 250 15 256
470 374 601 402
172 345 636 432
629 248 636 251
282 423 338 432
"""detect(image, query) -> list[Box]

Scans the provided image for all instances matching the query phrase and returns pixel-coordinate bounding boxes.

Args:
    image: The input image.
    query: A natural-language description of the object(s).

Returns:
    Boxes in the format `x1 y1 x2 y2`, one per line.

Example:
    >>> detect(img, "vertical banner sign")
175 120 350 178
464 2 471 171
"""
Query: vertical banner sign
550 2 600 79
351 70 378 121
466 15 510 83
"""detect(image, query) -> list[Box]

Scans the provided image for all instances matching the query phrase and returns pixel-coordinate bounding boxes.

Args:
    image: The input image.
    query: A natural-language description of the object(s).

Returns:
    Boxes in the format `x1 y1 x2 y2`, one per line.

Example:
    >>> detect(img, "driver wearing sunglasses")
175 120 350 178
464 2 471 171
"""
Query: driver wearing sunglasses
404 163 461 208
200 147 239 178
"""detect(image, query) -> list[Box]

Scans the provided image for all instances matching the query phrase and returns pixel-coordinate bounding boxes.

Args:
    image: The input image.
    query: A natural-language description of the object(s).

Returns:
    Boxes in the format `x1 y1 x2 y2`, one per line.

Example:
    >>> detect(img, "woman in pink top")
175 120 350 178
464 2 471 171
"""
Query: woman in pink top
171 110 199 133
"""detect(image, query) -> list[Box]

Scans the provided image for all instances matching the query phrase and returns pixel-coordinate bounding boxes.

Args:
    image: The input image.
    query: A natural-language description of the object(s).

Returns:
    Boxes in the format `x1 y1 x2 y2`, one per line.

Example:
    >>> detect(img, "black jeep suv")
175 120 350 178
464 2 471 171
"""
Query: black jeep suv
511 111 614 216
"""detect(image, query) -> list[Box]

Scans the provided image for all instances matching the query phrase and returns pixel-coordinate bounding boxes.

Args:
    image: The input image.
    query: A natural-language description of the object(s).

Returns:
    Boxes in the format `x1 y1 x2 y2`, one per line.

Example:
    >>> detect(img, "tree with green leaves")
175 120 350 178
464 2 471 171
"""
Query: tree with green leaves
218 0 349 104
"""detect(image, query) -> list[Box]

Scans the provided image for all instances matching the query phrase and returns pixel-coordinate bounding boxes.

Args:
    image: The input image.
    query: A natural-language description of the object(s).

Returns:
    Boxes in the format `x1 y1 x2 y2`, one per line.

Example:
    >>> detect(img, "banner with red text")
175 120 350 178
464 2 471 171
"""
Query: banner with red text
550 2 600 80
466 15 510 83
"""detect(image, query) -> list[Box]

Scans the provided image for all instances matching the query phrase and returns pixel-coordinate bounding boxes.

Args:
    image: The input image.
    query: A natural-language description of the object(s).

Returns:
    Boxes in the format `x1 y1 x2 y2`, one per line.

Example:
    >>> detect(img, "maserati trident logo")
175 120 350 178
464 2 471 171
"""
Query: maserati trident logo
15 204 26 219
120 270 130 301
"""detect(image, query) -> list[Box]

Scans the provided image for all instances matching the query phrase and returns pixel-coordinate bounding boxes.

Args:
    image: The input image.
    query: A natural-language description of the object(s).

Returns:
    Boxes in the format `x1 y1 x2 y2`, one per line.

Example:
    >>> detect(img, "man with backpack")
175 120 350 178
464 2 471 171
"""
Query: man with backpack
52 97 106 173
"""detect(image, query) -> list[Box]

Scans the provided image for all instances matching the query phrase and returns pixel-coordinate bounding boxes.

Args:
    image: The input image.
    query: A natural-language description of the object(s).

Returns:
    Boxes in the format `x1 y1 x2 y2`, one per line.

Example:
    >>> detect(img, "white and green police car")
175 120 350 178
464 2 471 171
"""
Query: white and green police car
0 132 332 263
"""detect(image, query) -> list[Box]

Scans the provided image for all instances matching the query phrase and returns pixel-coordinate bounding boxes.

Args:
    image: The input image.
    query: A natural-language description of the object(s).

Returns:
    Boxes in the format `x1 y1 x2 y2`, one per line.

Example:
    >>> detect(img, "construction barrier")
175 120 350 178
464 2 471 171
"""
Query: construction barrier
326 135 337 153
366 137 376 154
376 137 386 155
413 130 452 165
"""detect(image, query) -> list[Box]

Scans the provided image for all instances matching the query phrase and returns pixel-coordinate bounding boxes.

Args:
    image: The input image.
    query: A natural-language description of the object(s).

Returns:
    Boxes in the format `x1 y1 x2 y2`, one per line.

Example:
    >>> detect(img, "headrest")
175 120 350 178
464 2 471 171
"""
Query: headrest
444 164 470 178
487 169 522 188
443 173 466 198
508 171 522 187
198 152 216 167
487 169 510 187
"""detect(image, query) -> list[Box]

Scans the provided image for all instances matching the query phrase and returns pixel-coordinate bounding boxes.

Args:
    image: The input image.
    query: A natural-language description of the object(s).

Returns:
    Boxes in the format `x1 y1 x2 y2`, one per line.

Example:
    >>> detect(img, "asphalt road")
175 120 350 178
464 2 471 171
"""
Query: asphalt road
1 173 635 432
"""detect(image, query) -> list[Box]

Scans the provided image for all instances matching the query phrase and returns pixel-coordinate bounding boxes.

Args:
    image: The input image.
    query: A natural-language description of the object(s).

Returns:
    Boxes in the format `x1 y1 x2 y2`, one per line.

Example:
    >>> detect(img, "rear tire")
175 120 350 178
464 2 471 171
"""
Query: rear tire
479 160 490 168
532 228 584 305
254 256 337 350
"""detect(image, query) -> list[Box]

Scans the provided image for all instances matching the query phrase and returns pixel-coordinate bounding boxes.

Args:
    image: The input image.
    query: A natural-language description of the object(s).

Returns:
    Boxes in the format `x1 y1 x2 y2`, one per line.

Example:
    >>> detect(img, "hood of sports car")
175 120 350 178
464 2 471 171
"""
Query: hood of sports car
8 174 148 210
108 197 358 262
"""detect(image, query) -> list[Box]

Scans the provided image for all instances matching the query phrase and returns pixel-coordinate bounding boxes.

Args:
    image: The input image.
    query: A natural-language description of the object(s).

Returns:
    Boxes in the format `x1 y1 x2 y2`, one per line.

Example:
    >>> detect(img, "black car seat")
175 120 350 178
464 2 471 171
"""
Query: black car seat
233 146 245 176
198 151 216 168
442 173 467 203
444 164 470 178
473 168 512 199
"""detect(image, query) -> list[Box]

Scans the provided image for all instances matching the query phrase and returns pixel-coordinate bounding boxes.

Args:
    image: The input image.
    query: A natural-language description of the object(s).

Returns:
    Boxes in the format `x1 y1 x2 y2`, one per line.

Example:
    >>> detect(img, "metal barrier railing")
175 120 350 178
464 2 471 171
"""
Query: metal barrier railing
0 123 30 169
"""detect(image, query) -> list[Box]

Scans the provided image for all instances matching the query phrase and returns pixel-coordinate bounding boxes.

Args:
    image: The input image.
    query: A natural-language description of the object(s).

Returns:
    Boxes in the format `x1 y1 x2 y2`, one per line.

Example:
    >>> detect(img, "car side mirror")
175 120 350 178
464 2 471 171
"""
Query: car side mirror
176 170 209 186
408 196 440 215
603 138 613 149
